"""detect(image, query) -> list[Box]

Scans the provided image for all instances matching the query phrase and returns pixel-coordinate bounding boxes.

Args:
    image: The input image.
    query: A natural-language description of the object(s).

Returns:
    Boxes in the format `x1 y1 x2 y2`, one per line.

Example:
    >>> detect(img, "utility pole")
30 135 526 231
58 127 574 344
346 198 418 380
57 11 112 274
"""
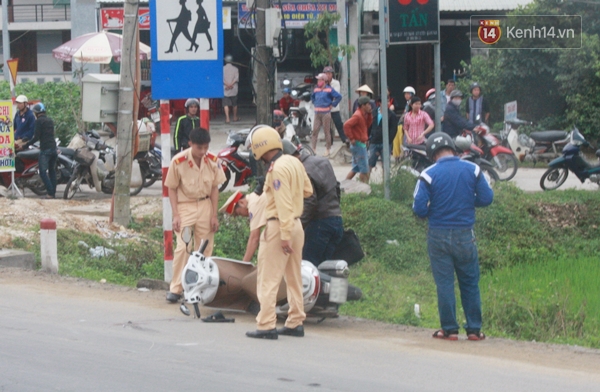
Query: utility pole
337 0 349 120
255 0 272 126
112 0 138 226
379 0 390 199
2 0 11 82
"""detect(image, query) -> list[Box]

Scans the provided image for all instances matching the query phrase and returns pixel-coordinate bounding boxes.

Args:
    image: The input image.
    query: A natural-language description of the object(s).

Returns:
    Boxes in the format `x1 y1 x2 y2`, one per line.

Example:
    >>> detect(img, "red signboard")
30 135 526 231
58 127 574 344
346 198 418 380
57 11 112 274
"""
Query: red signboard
101 8 150 30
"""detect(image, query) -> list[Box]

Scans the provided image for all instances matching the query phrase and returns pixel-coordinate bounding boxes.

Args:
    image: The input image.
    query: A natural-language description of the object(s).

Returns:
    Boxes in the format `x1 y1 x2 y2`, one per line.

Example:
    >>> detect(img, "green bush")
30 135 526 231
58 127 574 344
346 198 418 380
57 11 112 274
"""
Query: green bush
0 81 81 145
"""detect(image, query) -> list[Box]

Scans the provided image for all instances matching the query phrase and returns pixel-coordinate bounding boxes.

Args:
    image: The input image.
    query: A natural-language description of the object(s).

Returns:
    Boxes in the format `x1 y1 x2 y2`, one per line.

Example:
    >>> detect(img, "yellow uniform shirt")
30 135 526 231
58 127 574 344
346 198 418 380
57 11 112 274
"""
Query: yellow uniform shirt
164 149 226 202
264 155 313 240
247 192 268 232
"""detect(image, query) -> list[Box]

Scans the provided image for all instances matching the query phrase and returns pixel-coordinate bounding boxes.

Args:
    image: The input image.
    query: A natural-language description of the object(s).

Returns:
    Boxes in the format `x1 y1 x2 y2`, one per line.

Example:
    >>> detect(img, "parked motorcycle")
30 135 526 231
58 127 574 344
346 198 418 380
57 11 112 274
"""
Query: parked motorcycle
178 231 362 320
400 137 499 185
0 142 75 196
289 91 314 142
63 133 146 199
217 129 253 192
467 123 518 181
502 119 570 163
540 127 600 191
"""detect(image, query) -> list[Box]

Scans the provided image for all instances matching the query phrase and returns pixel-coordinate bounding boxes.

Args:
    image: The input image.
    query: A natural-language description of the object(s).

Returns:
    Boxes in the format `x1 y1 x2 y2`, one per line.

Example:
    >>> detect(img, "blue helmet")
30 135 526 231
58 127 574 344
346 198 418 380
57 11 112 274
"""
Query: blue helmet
32 103 46 114
283 88 291 94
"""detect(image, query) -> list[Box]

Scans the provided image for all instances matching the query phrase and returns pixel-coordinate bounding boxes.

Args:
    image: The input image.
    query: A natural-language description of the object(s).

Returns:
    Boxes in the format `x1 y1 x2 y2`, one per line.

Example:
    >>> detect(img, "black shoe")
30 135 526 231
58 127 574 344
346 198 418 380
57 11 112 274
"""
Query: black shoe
165 49 173 54
246 329 278 340
166 292 181 303
277 325 304 337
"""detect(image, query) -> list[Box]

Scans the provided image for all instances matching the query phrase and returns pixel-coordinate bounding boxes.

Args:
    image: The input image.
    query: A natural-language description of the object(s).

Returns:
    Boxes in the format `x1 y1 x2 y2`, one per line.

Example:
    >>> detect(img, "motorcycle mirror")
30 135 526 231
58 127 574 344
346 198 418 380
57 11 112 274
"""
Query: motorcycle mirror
180 303 191 316
283 79 291 86
181 226 193 246
291 90 298 98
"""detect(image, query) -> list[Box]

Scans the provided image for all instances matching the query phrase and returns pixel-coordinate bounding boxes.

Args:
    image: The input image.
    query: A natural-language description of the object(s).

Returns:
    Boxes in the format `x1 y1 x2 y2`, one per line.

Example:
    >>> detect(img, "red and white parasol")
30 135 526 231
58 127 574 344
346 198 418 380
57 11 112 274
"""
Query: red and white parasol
52 31 151 64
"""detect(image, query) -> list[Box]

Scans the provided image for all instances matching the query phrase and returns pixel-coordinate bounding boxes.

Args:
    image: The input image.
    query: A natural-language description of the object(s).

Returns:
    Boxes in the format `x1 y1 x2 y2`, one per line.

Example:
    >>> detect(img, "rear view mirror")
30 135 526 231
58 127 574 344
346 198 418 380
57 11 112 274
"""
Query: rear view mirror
181 226 193 245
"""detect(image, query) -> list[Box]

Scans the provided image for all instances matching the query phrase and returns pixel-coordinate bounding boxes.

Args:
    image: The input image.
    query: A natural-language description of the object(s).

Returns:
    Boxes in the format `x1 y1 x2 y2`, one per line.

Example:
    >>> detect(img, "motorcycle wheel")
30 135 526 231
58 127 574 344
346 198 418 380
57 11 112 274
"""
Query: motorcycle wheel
480 164 499 187
63 172 83 200
28 175 48 196
492 153 518 181
218 167 231 192
300 143 315 156
143 153 162 187
129 166 148 196
540 167 569 191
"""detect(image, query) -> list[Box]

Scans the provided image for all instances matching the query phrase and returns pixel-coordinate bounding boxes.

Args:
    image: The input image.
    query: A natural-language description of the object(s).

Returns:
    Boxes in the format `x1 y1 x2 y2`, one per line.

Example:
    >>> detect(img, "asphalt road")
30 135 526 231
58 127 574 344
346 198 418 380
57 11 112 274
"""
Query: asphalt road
1 271 600 392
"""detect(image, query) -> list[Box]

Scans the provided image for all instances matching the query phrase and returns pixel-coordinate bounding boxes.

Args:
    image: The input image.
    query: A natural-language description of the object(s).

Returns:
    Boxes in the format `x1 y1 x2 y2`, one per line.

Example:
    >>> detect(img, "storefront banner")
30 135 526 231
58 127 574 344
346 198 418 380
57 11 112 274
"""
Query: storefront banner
0 101 15 173
101 8 151 30
238 2 337 29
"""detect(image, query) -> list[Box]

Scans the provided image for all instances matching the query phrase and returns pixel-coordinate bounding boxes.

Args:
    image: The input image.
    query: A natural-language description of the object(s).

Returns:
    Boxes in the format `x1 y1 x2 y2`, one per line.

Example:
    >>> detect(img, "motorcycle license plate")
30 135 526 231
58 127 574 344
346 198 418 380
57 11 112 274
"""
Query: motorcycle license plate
150 112 160 122
292 117 299 126
329 277 348 304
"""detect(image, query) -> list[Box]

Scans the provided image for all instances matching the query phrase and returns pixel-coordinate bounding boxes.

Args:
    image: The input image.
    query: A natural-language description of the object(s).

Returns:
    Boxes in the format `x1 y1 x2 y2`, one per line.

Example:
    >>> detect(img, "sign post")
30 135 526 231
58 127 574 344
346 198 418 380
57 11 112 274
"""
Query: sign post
150 0 223 282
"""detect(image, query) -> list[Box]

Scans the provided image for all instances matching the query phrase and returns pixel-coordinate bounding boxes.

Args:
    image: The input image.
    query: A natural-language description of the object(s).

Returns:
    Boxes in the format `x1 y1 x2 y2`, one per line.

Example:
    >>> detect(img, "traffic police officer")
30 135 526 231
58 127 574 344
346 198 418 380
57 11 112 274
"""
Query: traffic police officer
164 128 226 303
245 126 313 340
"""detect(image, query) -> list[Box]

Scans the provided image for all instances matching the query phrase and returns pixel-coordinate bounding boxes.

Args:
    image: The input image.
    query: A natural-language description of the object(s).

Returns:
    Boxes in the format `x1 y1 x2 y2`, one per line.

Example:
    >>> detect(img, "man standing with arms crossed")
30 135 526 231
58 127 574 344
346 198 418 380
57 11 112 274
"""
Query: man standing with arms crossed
246 126 313 340
323 66 347 145
13 95 35 147
413 133 493 341
164 128 226 303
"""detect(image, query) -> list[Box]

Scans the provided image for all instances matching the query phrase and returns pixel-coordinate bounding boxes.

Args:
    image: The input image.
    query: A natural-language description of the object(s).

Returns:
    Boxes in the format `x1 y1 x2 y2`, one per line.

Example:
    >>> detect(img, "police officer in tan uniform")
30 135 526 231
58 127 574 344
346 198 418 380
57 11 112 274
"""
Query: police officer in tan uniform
245 126 313 340
164 128 226 303
219 190 268 262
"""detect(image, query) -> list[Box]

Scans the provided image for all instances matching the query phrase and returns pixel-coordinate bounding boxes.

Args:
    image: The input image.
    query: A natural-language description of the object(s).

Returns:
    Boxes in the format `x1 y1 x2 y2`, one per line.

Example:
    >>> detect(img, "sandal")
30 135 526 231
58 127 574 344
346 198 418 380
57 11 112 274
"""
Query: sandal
201 311 235 323
432 329 458 341
467 332 486 341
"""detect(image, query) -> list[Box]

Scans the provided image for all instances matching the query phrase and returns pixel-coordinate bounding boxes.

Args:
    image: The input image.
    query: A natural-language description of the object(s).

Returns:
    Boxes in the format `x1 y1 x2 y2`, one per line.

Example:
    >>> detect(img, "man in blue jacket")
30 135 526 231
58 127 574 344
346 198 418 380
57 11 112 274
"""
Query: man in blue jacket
14 95 36 146
413 132 493 341
441 90 475 138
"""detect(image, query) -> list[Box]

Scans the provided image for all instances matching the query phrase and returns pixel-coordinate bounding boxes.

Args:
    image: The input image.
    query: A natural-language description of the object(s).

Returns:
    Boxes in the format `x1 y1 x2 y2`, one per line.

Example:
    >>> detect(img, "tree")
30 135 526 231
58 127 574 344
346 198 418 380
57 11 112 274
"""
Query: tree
304 11 355 69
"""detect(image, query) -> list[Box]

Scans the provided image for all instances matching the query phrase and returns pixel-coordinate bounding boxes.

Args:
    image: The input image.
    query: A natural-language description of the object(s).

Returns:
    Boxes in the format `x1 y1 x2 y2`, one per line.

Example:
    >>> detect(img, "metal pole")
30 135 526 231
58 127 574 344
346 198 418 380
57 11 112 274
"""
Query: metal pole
2 0 11 82
379 0 390 200
160 99 174 283
337 0 349 121
255 0 272 126
434 43 442 133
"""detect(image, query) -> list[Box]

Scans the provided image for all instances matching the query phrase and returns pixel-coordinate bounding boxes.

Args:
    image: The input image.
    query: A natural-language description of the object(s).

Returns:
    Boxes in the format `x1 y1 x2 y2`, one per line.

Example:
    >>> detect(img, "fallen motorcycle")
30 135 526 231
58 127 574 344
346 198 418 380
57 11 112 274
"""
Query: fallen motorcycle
468 123 518 181
540 127 600 191
502 119 570 163
178 230 362 320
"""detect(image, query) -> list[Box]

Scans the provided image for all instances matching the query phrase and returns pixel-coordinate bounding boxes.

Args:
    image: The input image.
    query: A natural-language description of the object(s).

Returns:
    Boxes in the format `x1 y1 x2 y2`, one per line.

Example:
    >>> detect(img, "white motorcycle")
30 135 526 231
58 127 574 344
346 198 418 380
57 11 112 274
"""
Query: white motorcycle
502 119 570 163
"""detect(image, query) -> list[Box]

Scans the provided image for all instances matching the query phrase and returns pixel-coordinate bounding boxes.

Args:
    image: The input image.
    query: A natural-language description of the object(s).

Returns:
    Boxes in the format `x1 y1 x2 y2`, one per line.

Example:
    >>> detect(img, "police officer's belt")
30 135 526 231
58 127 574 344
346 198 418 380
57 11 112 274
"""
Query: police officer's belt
197 196 209 201
267 217 299 221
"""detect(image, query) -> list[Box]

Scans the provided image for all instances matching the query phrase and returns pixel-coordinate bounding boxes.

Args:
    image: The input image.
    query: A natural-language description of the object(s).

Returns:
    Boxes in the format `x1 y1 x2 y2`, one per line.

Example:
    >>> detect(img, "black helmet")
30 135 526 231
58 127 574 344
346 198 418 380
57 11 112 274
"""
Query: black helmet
470 82 481 93
426 132 456 161
32 102 46 114
450 90 463 98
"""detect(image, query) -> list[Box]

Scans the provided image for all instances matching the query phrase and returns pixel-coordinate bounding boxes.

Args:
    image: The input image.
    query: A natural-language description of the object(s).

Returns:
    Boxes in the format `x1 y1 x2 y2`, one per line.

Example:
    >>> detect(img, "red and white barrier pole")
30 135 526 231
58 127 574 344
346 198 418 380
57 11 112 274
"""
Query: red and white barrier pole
199 98 210 131
40 218 58 274
160 99 174 283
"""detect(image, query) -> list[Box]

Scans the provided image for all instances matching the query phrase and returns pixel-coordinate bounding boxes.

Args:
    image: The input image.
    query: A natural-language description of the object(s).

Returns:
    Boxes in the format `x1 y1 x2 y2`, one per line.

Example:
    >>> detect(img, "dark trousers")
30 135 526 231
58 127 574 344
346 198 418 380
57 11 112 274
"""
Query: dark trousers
303 216 344 266
38 148 58 197
330 111 347 143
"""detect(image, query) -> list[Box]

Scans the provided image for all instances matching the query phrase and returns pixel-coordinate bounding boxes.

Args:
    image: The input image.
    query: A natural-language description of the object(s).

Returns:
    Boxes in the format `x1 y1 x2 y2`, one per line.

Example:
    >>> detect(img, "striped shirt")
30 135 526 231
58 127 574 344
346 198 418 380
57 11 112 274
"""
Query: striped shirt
404 110 433 144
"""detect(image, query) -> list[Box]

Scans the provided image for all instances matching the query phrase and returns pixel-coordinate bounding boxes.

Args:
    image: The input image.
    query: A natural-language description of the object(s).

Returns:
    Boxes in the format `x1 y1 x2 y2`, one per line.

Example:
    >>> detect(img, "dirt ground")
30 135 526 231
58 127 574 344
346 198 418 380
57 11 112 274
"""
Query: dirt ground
0 196 161 246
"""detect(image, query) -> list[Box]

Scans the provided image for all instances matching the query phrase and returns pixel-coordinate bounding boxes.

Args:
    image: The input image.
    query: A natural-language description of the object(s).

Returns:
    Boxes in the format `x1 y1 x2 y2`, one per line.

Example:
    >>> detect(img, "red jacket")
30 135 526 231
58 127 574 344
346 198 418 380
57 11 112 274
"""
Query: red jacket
343 109 372 143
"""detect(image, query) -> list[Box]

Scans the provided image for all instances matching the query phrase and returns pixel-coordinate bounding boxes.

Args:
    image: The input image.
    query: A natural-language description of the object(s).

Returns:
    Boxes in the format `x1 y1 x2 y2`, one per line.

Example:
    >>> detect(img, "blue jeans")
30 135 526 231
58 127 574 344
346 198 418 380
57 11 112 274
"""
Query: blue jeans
427 228 482 333
350 143 369 174
303 216 344 266
38 148 58 197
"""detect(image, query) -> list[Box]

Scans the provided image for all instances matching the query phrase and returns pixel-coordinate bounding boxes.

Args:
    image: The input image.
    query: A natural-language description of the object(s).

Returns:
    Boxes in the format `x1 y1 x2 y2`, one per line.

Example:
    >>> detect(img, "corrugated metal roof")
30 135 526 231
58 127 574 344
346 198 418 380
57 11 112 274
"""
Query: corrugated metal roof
363 0 533 13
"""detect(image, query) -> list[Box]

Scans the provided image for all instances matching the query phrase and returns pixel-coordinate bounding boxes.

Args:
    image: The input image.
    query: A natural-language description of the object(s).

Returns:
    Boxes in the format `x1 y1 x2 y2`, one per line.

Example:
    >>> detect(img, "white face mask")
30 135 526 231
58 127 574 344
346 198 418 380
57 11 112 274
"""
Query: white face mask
452 98 462 106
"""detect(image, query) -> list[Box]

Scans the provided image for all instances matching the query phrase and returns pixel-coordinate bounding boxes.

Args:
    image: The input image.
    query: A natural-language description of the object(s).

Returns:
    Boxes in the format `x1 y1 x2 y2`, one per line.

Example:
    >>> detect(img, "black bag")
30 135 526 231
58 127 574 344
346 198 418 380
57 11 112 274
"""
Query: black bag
330 229 364 266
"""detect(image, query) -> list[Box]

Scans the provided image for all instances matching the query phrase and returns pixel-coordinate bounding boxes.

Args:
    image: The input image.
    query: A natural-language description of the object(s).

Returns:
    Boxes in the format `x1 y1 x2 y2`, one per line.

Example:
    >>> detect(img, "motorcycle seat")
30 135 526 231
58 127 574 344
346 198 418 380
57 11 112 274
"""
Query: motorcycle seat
58 147 76 157
16 149 40 160
405 143 426 151
530 131 568 143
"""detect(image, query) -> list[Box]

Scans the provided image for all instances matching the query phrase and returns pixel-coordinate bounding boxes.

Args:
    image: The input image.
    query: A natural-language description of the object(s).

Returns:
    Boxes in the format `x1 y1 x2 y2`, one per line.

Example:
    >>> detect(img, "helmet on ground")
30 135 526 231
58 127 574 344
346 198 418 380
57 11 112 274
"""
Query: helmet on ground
32 103 46 114
450 90 463 98
323 66 334 73
251 126 283 160
283 87 291 94
355 84 374 95
224 54 233 63
426 132 456 161
185 98 200 108
425 88 436 100
403 86 416 95
470 82 481 93
16 95 28 103
282 139 299 155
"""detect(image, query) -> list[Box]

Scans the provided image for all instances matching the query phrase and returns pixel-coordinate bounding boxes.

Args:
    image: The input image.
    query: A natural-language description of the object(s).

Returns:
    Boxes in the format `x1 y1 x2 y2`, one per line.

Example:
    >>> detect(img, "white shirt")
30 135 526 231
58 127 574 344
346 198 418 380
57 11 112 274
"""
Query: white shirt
223 63 239 97
330 78 342 113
